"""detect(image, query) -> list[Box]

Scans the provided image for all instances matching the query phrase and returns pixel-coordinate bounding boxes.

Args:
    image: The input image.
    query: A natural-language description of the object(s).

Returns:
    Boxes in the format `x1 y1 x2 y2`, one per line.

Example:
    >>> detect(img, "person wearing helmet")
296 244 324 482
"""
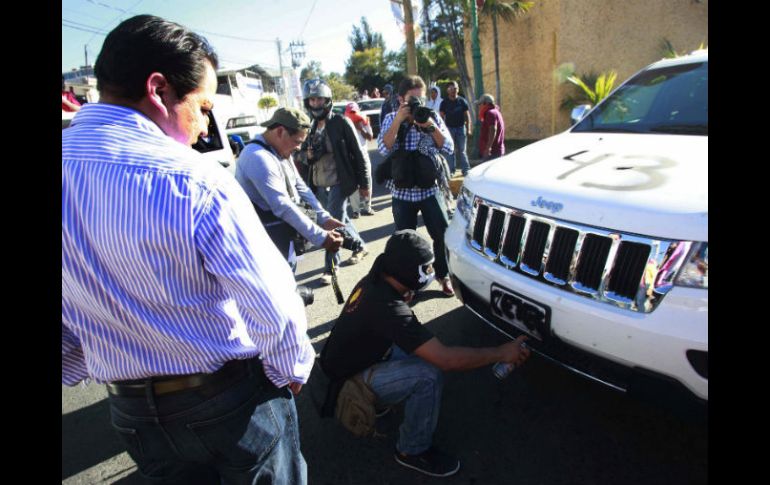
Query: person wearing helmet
320 230 531 478
302 78 371 285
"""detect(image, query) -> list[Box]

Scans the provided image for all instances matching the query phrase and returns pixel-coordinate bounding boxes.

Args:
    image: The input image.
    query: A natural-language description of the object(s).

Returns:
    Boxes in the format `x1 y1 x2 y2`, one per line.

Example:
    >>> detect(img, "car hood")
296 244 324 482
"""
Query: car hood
464 132 708 241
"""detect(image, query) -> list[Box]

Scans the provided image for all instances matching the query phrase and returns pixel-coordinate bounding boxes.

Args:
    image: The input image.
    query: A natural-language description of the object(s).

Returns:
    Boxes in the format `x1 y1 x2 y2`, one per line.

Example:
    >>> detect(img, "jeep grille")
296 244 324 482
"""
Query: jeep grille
467 198 694 313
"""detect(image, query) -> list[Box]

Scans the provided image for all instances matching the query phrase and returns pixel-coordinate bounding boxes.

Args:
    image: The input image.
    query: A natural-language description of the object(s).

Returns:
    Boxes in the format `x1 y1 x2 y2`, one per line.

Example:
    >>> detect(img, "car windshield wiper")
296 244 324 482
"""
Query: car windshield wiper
648 124 708 135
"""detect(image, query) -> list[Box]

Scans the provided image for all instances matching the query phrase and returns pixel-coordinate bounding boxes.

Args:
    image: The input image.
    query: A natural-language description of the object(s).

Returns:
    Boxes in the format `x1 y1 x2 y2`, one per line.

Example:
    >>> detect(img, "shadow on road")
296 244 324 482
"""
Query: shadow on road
62 399 125 480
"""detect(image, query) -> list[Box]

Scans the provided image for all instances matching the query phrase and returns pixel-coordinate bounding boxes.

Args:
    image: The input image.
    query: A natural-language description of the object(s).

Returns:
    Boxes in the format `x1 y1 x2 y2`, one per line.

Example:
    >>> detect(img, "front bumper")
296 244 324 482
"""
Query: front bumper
445 216 708 402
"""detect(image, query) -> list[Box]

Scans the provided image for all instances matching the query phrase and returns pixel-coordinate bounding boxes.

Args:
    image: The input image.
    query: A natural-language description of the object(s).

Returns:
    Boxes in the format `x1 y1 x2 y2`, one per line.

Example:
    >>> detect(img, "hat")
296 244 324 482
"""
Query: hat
382 83 394 94
380 230 435 291
475 93 495 105
260 107 311 130
345 102 360 113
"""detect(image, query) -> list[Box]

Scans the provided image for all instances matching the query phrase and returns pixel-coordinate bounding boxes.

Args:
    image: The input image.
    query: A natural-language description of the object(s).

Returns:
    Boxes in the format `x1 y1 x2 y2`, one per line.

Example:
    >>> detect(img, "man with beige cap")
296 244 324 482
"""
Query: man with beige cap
235 107 344 271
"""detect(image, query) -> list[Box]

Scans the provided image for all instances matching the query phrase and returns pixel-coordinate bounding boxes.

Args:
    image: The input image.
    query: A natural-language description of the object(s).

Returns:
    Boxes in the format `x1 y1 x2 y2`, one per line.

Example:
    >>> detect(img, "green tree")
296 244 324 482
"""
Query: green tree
479 1 534 108
349 17 386 52
432 0 474 106
300 61 324 82
345 47 390 94
394 37 459 87
258 95 278 110
565 71 618 106
326 73 357 101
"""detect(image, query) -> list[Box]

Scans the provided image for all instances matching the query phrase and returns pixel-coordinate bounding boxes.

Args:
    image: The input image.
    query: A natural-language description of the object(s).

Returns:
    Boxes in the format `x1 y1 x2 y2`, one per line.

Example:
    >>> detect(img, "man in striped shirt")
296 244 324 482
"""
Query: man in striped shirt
62 15 313 484
377 75 457 296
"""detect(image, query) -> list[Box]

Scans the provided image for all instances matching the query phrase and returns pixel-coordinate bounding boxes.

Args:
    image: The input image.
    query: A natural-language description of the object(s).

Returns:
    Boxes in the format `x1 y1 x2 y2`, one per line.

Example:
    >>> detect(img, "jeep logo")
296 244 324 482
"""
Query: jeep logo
531 196 563 214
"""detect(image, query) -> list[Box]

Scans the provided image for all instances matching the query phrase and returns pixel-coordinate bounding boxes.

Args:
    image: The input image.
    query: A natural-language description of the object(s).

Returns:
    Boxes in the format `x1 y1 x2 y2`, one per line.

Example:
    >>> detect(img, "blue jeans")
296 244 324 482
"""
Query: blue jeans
447 126 470 175
363 346 443 455
316 184 366 273
107 360 307 485
391 193 450 279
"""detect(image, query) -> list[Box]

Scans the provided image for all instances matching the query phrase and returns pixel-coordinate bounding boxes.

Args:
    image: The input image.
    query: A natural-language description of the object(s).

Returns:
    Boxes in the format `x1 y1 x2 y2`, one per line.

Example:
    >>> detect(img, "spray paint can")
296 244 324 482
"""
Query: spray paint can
492 342 529 380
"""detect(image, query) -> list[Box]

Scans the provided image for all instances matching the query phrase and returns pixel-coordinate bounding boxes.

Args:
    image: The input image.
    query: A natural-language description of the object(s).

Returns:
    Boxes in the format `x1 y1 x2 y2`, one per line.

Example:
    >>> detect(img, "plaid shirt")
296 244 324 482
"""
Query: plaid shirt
378 111 454 201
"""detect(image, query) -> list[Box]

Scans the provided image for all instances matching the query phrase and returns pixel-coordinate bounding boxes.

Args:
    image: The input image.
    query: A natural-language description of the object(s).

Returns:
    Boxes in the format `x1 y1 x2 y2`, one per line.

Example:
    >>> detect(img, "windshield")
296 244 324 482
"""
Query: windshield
358 99 384 111
572 61 707 136
227 116 258 129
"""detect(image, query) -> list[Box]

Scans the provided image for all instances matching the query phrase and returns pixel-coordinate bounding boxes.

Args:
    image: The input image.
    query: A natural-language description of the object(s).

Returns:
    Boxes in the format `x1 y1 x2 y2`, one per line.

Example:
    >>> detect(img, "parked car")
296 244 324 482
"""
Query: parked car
357 98 385 137
224 114 265 143
192 109 235 168
445 50 708 406
332 98 385 137
63 107 234 168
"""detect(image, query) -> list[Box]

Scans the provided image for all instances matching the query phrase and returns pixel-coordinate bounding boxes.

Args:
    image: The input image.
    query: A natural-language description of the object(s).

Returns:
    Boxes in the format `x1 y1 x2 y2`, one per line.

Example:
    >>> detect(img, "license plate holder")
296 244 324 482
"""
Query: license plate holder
490 284 551 341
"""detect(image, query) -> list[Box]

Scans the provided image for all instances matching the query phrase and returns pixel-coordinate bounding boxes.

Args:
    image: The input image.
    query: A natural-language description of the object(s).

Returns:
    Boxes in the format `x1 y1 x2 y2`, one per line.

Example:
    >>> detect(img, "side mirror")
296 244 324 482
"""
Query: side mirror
570 104 592 125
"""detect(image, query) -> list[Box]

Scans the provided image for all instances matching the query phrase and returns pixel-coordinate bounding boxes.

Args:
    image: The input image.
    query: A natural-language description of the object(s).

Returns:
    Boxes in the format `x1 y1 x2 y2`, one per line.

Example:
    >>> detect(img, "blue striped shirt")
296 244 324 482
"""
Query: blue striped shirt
377 111 454 201
62 103 315 388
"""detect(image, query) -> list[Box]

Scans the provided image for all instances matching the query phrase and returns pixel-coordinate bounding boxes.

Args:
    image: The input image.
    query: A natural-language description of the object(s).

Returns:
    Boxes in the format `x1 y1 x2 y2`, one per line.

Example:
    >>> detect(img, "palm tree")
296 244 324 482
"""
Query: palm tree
479 1 534 108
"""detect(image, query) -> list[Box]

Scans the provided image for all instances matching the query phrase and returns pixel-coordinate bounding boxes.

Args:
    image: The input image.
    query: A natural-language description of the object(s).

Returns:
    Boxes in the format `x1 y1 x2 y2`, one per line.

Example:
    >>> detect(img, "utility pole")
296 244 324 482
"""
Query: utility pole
470 0 485 158
289 41 306 69
84 45 88 67
403 0 418 75
276 38 286 107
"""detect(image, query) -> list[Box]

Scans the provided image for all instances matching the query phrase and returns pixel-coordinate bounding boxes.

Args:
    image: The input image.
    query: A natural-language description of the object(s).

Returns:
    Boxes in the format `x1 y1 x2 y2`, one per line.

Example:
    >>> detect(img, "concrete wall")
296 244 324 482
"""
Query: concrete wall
466 0 708 140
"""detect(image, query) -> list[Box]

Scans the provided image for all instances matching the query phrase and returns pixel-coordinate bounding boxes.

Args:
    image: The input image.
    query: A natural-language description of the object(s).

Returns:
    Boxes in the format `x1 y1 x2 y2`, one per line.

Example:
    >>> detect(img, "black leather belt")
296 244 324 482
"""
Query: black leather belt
106 358 262 397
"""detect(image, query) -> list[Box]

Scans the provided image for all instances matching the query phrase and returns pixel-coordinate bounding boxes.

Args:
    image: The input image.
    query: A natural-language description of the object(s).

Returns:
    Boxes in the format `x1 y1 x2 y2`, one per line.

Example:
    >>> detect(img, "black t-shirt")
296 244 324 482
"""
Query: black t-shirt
439 96 470 128
320 274 434 381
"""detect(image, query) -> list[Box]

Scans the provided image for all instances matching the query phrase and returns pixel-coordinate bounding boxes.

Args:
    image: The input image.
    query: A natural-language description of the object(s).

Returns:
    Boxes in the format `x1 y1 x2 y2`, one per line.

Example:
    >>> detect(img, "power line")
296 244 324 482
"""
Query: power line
298 0 319 40
197 30 273 43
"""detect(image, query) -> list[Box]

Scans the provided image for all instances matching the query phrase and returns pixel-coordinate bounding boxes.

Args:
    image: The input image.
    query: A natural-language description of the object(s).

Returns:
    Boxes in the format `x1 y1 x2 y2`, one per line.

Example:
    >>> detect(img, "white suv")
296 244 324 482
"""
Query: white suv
445 51 707 404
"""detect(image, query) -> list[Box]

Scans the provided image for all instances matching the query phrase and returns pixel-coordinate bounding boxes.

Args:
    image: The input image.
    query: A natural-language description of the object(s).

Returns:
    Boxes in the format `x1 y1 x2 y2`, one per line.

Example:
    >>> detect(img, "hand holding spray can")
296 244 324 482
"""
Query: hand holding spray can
493 341 529 380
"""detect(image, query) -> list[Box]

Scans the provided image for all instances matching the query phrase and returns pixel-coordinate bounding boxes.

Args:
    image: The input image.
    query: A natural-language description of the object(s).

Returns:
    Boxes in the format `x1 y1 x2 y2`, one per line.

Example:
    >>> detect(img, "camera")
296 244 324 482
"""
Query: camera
296 285 314 306
407 97 434 125
308 131 328 161
333 227 364 253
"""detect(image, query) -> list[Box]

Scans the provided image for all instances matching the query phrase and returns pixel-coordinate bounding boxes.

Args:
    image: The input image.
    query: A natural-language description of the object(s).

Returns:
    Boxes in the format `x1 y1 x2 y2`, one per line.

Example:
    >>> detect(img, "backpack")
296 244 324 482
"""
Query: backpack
334 372 377 437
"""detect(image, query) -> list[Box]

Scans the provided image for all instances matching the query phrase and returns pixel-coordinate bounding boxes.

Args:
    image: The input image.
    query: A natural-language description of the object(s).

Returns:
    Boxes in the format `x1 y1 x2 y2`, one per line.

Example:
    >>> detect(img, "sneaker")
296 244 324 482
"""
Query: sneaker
361 208 376 216
439 277 455 297
319 273 333 286
394 447 460 477
350 211 360 219
346 249 369 265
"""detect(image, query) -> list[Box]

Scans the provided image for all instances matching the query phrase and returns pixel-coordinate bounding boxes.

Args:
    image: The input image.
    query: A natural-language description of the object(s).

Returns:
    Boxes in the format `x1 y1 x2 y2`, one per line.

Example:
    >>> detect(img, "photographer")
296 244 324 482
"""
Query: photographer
235 107 344 272
377 75 456 296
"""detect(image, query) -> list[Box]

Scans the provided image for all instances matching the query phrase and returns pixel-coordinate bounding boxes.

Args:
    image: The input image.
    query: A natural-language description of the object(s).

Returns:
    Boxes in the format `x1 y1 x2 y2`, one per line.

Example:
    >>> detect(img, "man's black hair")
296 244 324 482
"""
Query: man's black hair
94 14 219 101
397 75 426 97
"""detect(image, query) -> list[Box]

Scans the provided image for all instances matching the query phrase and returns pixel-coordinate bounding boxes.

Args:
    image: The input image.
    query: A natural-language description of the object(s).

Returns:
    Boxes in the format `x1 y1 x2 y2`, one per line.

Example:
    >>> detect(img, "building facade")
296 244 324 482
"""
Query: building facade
466 0 708 140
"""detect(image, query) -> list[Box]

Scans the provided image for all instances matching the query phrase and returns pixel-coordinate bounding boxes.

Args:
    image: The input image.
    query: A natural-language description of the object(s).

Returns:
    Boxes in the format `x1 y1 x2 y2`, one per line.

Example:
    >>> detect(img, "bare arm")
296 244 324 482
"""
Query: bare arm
412 335 530 372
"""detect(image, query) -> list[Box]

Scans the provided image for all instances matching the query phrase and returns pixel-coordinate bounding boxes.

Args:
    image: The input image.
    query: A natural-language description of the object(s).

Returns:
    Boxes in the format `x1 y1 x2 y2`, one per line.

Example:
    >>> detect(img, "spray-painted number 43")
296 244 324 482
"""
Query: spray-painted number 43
557 150 676 191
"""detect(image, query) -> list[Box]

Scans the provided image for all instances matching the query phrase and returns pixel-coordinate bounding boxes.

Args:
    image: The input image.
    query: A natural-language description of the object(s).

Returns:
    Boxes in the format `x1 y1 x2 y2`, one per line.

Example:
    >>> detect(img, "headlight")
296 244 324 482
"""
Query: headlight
456 185 475 226
675 242 708 289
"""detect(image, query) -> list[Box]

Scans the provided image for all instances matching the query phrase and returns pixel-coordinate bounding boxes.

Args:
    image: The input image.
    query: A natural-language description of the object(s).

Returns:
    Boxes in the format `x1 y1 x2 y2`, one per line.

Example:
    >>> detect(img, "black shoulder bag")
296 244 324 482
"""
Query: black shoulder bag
374 123 411 186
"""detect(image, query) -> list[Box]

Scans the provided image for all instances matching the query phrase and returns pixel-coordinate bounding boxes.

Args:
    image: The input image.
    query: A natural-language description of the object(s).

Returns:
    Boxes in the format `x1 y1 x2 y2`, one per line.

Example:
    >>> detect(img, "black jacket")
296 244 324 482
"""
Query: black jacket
306 112 370 198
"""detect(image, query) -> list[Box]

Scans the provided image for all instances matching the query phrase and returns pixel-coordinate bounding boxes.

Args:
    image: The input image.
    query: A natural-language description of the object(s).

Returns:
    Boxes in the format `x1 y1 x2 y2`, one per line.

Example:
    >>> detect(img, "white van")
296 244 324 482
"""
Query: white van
445 51 707 405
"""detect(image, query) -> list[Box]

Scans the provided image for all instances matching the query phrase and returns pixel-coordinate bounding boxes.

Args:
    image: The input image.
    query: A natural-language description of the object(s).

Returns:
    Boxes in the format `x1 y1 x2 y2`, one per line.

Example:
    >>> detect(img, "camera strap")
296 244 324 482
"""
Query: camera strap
250 139 300 204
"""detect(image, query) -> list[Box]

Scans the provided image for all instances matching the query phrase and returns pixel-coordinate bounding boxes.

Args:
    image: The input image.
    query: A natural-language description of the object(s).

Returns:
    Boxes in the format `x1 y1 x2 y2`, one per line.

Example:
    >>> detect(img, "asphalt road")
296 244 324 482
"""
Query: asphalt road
62 143 707 484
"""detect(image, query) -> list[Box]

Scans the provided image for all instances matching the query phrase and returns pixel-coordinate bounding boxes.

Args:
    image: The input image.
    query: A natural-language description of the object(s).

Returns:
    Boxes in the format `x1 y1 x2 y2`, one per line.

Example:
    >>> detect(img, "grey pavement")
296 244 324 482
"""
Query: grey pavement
62 142 707 484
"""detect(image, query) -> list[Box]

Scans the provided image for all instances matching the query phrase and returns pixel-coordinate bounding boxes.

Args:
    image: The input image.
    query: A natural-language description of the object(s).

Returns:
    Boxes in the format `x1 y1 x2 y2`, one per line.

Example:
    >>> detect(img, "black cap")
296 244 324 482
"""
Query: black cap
380 230 434 290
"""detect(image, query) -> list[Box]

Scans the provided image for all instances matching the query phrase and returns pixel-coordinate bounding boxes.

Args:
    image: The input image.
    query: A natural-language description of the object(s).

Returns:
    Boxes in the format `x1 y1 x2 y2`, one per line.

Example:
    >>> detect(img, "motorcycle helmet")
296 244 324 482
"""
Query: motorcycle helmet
302 78 333 120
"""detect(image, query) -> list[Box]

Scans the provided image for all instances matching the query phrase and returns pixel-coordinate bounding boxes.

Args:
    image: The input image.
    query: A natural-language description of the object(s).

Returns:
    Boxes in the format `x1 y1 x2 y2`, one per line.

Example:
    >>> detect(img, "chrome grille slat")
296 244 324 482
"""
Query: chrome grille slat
465 198 689 313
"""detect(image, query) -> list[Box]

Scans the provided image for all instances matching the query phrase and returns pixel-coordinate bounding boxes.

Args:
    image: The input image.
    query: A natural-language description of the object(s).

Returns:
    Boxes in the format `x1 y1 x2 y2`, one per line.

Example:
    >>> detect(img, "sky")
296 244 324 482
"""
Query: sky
62 0 412 75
